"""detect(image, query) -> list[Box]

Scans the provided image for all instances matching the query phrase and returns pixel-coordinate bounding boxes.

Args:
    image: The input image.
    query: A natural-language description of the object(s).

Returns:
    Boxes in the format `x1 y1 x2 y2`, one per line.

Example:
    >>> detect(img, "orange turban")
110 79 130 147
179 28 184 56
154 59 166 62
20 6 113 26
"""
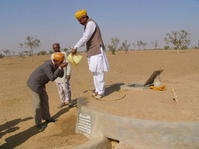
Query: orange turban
75 9 87 20
53 52 65 62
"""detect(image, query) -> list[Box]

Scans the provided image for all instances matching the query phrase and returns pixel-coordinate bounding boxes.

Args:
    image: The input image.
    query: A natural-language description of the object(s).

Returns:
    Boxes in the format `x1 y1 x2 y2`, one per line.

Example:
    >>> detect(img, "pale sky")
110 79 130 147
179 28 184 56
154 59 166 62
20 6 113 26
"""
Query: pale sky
0 0 199 52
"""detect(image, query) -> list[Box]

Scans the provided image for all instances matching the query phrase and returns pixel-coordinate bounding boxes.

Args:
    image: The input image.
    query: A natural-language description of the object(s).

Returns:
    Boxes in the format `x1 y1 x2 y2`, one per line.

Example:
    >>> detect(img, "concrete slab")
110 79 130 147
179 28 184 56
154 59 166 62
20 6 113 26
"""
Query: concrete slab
72 137 111 149
121 83 148 91
115 143 135 149
75 98 199 149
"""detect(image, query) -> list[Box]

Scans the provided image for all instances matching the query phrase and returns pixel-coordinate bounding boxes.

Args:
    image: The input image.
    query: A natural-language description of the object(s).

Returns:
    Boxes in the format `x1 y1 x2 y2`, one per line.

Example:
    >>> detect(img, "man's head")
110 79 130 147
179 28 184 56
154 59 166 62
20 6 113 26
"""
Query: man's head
53 43 60 52
75 9 88 25
53 52 65 66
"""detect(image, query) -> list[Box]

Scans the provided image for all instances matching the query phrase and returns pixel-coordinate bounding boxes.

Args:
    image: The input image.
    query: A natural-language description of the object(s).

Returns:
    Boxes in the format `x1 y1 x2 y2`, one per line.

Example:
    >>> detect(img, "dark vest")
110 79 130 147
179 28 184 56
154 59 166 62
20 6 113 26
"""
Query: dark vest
85 18 105 57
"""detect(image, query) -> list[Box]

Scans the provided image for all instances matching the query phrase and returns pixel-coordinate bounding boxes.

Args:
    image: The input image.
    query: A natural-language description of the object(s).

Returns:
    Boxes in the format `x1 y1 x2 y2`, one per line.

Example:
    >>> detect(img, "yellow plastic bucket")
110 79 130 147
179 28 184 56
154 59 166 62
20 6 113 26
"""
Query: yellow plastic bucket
67 53 82 65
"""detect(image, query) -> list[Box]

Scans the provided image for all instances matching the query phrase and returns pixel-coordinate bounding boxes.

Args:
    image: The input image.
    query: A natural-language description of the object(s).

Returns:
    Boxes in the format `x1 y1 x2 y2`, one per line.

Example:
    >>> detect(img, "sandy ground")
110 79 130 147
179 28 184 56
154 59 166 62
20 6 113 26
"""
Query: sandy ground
0 49 199 148
0 55 88 149
86 50 199 122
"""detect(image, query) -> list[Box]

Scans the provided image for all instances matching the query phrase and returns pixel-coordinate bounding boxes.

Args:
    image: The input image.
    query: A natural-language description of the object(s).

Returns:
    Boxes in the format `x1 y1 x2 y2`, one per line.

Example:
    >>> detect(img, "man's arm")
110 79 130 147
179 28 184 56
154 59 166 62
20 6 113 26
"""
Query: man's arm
44 64 65 81
74 21 96 49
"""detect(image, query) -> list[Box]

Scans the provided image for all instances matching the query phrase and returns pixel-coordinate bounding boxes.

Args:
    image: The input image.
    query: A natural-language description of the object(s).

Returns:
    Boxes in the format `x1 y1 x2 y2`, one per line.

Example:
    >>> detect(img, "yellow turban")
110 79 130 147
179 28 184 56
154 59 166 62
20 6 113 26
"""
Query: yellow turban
75 9 87 20
53 52 65 62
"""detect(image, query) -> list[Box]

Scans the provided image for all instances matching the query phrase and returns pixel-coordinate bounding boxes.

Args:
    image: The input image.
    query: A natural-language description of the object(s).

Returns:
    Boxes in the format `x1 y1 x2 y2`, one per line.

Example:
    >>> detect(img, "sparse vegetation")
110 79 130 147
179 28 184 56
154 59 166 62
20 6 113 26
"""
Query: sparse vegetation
0 53 4 58
21 36 41 61
37 51 47 56
1 30 197 58
2 49 11 56
107 37 120 55
151 40 159 49
136 40 147 50
18 51 25 58
132 42 137 50
23 50 31 56
164 30 191 51
63 48 68 52
119 40 131 54
48 50 54 54
193 40 199 49
164 45 170 50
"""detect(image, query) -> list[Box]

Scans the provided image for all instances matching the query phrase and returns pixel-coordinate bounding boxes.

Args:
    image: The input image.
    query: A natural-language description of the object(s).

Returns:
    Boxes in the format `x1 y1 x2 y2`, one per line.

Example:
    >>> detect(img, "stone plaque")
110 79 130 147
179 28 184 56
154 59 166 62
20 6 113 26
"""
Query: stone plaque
78 113 92 135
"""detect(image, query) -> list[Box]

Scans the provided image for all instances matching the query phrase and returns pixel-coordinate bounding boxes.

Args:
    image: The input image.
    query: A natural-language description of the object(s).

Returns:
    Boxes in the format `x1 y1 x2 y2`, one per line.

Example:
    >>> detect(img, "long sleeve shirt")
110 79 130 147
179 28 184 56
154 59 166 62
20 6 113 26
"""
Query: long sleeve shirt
27 60 64 93
74 21 96 49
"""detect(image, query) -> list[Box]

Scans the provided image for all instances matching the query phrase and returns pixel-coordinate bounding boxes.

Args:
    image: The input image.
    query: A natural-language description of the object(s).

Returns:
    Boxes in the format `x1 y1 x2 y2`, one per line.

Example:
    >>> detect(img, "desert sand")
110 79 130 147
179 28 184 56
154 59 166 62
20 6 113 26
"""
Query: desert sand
0 49 199 148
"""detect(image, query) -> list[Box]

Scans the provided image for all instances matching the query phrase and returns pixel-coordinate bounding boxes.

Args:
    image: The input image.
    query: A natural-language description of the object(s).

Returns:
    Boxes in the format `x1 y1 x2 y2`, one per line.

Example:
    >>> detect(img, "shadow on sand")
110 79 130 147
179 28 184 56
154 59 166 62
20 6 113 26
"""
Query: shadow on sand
0 101 77 149
0 117 33 139
105 83 125 96
83 83 125 97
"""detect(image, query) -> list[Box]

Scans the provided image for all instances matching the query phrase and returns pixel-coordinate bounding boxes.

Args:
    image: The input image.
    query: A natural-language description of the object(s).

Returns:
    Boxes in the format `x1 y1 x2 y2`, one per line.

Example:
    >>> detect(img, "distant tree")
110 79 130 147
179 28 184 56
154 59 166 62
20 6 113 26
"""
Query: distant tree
136 41 141 50
2 49 11 56
63 48 69 55
136 40 147 50
18 43 25 56
164 30 191 51
11 51 16 56
142 41 147 49
19 43 24 50
24 36 40 61
119 40 131 54
63 48 68 52
18 51 25 58
132 42 137 50
193 40 199 49
23 50 31 56
37 51 47 56
151 40 159 49
164 45 170 50
0 52 4 58
197 40 199 48
48 50 54 54
107 37 120 55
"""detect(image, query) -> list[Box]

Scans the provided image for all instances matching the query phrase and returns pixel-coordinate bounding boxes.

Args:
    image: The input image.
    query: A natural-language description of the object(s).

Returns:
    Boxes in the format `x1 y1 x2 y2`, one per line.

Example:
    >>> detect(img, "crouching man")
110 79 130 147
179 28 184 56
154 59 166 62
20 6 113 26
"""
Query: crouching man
27 53 67 131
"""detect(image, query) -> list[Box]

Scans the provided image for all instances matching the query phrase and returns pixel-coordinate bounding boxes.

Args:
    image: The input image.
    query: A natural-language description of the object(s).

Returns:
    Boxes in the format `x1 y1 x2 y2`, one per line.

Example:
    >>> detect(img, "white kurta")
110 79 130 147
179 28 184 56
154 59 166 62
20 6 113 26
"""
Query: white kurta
87 47 109 73
74 20 109 95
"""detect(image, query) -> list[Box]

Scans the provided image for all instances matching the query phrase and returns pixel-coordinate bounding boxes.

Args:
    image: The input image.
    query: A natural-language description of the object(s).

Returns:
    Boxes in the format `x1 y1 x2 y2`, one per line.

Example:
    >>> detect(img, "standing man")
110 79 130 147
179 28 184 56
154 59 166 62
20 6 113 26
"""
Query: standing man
27 53 67 131
51 43 72 108
73 9 109 99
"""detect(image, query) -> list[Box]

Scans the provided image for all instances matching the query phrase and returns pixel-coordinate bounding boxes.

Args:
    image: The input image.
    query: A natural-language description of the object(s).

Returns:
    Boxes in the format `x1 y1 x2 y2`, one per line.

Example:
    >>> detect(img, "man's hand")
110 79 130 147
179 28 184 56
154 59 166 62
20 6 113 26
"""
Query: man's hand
59 62 68 69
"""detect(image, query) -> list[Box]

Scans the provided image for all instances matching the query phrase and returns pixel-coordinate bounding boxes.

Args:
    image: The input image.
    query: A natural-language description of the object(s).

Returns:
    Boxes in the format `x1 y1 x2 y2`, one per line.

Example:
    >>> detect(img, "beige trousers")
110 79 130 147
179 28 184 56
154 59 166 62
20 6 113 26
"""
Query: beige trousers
56 82 71 103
